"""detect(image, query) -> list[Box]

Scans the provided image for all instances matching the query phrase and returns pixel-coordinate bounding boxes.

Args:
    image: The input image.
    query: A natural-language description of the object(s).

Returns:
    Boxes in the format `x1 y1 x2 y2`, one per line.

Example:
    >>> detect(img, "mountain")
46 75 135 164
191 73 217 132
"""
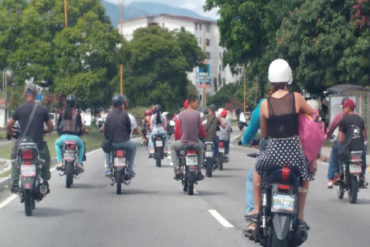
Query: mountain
102 1 214 25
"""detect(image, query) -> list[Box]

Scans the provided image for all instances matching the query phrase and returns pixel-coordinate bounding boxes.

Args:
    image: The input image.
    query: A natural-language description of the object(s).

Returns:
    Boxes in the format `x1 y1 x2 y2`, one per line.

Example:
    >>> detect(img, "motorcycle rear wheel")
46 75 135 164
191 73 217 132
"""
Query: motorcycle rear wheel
24 190 33 217
206 160 213 177
65 162 73 188
187 173 194 196
116 170 122 195
348 176 358 204
269 229 289 247
156 157 161 167
336 183 344 199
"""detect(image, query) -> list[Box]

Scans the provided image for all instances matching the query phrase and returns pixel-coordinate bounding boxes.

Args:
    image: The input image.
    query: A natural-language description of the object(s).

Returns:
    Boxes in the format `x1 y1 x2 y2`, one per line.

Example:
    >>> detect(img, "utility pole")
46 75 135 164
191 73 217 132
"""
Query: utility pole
119 0 124 95
2 70 7 127
64 0 68 28
243 65 246 113
203 28 207 110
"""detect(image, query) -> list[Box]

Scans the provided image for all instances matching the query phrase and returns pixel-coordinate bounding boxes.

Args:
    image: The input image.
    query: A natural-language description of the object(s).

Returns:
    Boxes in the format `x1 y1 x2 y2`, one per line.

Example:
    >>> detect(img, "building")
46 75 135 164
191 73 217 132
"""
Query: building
118 14 243 98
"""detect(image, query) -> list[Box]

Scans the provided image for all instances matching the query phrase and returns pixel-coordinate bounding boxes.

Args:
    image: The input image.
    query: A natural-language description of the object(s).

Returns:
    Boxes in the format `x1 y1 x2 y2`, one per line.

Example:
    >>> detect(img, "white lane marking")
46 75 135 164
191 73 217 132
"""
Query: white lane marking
208 209 234 228
0 148 102 210
0 194 17 210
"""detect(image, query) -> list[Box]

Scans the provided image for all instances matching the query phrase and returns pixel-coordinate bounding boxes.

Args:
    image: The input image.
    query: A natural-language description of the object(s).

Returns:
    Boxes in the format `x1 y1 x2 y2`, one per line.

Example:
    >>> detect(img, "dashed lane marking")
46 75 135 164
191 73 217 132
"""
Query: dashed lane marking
208 209 234 228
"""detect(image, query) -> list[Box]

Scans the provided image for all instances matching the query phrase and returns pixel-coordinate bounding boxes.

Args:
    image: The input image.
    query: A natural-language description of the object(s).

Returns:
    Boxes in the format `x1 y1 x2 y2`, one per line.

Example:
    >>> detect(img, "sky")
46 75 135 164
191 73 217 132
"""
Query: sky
105 0 219 19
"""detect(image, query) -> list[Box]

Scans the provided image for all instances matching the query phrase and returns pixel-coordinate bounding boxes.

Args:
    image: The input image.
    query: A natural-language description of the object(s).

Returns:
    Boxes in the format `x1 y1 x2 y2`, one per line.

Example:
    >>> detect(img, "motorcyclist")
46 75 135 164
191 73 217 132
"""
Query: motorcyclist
149 104 168 157
326 97 367 188
171 95 206 180
217 109 232 160
55 94 88 172
141 109 152 144
247 59 315 228
6 83 54 193
337 99 367 187
104 95 136 178
201 104 226 161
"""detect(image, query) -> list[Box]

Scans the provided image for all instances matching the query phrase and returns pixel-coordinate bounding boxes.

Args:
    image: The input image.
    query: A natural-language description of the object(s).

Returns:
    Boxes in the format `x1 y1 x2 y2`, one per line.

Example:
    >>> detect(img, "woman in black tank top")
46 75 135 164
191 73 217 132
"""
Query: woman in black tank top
248 59 315 225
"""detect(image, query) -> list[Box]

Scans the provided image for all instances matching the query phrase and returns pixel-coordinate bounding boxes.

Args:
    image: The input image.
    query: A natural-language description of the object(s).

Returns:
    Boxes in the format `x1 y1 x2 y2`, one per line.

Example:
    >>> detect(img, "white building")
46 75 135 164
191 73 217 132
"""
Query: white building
118 14 243 97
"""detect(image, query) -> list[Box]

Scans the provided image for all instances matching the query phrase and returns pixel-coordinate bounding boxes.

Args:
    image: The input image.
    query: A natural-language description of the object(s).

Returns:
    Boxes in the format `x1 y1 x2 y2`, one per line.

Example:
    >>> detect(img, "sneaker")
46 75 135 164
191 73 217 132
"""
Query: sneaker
105 167 112 176
56 163 64 171
149 153 153 158
78 163 84 173
174 168 183 180
126 169 136 178
197 172 204 181
327 180 334 189
10 184 19 194
332 174 340 184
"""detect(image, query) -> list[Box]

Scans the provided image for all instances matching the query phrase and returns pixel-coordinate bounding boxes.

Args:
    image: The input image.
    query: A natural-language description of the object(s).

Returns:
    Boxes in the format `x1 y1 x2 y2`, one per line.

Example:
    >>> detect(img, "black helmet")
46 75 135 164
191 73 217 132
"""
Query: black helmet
66 94 76 107
155 104 161 113
208 104 217 112
112 94 127 107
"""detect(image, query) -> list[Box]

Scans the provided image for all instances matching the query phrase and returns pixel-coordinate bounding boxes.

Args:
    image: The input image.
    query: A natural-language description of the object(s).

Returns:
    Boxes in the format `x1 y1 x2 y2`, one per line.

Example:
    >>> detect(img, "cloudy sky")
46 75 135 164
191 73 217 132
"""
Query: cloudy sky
105 0 219 19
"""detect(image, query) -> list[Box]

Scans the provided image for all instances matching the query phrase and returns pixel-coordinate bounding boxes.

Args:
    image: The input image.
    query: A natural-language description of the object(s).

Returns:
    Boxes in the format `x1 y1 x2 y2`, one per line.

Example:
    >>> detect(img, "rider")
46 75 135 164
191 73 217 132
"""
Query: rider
217 109 232 159
247 59 315 227
141 109 152 144
6 83 54 193
202 104 226 160
149 104 168 157
337 98 367 186
55 94 87 172
104 95 136 177
171 95 206 179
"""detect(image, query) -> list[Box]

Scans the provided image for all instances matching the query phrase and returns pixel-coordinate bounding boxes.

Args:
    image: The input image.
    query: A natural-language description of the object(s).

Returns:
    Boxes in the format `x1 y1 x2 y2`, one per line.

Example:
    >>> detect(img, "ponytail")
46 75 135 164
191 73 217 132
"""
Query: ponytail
156 111 162 124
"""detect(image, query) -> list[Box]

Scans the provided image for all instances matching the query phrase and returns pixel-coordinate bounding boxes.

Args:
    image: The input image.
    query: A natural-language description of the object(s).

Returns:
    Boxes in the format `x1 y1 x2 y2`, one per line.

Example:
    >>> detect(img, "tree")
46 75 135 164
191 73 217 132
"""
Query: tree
123 26 204 111
276 0 369 94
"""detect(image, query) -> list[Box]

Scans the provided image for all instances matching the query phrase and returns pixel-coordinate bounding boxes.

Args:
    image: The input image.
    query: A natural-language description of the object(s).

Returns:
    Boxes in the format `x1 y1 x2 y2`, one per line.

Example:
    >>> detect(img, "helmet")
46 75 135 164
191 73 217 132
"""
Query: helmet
145 109 152 116
220 109 227 118
112 94 127 107
342 99 355 110
203 107 208 114
268 59 292 84
155 104 161 113
66 94 76 107
208 104 217 112
183 99 189 109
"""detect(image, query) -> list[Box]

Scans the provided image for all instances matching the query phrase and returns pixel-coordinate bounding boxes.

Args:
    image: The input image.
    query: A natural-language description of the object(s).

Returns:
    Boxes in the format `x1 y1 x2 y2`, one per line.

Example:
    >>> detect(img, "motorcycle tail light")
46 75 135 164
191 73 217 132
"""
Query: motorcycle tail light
187 149 196 155
64 141 76 150
219 142 224 148
116 150 125 157
22 149 33 160
24 161 32 165
278 184 290 191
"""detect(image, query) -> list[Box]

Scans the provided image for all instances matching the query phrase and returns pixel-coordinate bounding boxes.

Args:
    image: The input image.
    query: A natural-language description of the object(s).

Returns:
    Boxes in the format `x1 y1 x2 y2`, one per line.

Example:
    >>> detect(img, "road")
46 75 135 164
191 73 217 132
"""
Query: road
0 136 370 247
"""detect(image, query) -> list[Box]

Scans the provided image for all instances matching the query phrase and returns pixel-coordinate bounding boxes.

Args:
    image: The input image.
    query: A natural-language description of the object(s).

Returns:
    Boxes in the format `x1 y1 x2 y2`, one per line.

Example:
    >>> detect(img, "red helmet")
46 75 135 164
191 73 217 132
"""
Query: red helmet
183 99 189 109
220 109 227 118
145 109 152 116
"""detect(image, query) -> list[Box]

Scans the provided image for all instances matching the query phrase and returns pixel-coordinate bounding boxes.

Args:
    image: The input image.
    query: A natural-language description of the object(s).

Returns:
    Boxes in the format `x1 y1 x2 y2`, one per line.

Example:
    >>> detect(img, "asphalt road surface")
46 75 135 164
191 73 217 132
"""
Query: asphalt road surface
0 137 369 247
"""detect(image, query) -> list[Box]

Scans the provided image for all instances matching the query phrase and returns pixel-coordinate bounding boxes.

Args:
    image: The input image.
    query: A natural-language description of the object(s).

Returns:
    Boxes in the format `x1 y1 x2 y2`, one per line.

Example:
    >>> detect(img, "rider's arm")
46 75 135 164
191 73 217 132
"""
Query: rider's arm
295 92 315 115
46 120 54 133
174 118 182 140
219 117 226 129
242 100 263 146
326 112 343 138
199 123 206 139
338 120 346 143
6 118 16 131
260 100 268 138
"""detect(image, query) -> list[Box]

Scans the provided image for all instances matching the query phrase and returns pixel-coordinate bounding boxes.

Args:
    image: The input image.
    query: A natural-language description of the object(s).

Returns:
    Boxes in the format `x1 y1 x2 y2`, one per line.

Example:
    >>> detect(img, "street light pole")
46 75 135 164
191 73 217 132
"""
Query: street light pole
243 65 246 113
119 0 124 95
64 0 68 28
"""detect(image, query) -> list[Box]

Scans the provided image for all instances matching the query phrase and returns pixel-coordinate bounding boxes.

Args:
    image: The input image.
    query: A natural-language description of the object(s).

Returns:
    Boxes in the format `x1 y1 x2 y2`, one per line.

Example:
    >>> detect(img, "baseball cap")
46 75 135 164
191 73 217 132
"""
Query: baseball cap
340 97 349 106
208 104 217 111
25 83 37 96
342 99 355 110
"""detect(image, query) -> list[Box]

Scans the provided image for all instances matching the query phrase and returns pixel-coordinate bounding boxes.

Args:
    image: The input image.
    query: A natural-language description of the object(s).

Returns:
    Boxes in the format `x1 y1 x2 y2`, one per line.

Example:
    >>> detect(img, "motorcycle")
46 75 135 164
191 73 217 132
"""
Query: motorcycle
167 120 175 138
217 140 228 170
152 133 166 167
108 148 131 194
252 166 308 247
204 141 216 177
178 146 200 195
14 138 49 216
238 112 248 131
57 140 83 188
336 150 364 204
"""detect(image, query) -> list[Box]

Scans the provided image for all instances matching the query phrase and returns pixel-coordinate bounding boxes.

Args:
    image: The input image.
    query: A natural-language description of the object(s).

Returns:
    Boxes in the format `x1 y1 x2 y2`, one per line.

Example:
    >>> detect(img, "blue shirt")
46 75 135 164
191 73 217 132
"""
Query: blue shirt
242 99 265 146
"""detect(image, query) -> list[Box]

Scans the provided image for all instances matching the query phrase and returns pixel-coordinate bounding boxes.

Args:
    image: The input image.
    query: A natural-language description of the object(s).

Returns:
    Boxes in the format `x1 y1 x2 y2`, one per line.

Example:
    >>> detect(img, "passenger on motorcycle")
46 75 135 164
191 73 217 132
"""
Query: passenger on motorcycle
141 109 152 144
202 104 226 158
171 95 206 179
337 99 367 186
326 97 367 188
217 109 232 159
149 104 168 156
55 94 87 171
248 59 315 227
6 83 54 193
104 95 136 178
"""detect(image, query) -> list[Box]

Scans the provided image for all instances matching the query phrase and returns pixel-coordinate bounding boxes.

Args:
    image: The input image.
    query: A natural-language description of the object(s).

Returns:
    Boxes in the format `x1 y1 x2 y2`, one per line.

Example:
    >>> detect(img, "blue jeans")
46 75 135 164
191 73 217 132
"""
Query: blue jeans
55 134 85 164
246 168 254 214
328 142 341 180
112 140 136 169
149 130 168 151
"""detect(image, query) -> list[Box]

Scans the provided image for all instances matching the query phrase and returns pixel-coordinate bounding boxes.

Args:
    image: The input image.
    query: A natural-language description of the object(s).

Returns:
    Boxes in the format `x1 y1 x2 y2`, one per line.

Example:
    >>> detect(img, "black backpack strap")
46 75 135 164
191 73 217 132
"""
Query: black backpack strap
22 103 39 139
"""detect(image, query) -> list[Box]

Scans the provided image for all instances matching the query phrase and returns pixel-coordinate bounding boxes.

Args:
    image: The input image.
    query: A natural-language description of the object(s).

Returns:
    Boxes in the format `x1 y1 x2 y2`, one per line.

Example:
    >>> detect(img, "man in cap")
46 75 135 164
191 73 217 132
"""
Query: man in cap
6 83 54 193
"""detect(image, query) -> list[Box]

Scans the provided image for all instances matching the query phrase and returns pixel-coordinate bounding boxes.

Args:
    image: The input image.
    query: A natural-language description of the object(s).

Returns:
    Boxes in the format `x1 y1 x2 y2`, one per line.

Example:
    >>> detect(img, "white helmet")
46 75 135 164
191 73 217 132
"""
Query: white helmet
268 59 293 84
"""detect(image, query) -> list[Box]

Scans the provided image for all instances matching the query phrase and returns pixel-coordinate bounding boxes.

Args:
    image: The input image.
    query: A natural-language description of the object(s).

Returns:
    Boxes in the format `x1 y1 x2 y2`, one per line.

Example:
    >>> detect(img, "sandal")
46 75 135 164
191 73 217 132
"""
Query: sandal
245 213 258 222
243 222 258 240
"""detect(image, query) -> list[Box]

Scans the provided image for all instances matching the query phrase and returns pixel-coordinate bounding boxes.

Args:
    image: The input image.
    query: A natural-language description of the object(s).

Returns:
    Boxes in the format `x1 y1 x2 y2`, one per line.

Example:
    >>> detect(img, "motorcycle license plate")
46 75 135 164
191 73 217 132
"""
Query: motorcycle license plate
21 165 36 177
186 156 198 166
219 148 225 153
64 151 76 160
349 164 362 174
272 193 295 213
114 158 127 167
205 151 213 158
155 141 163 147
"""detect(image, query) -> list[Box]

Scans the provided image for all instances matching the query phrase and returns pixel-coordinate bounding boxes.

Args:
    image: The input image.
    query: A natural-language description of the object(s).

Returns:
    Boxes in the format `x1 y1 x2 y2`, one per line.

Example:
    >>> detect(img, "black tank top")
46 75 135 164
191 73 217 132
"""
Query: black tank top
267 92 299 138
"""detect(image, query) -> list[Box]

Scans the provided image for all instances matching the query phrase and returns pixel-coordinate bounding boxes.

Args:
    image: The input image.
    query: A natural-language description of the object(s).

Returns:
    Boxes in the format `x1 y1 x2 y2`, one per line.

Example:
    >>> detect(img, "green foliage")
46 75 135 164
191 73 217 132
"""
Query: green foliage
123 26 204 112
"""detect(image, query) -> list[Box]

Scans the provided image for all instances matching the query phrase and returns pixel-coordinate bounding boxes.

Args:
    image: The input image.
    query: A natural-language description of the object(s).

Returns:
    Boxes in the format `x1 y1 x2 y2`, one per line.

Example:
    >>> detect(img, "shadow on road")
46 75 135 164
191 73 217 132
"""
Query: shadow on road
115 189 159 196
71 183 106 189
32 207 85 217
